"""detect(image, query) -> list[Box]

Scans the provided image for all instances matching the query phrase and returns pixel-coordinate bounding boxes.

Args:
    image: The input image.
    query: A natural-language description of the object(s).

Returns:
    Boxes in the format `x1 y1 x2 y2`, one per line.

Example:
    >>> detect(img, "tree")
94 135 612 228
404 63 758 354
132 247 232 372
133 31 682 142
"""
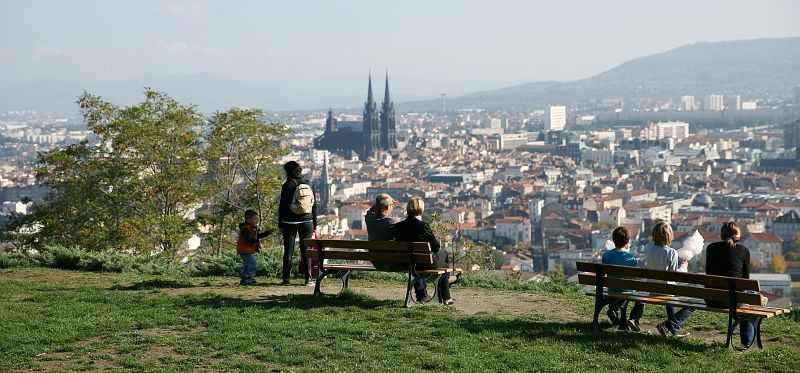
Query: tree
770 255 787 274
30 90 208 256
202 108 288 254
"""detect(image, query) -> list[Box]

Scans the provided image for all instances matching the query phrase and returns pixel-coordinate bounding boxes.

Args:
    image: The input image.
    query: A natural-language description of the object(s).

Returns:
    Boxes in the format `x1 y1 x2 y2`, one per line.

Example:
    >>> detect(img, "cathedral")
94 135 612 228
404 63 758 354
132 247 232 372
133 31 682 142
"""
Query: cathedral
314 72 397 160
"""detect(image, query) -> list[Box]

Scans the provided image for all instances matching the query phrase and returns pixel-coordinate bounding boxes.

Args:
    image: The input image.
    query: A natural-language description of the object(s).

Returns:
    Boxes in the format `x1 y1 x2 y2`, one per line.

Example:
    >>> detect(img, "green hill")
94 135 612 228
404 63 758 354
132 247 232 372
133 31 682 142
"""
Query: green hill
1 267 798 372
400 38 800 111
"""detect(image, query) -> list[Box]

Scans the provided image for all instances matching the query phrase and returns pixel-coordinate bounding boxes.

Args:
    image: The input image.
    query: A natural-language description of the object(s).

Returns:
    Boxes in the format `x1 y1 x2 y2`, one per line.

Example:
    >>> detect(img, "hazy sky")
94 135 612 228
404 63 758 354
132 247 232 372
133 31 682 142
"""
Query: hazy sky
1 0 798 84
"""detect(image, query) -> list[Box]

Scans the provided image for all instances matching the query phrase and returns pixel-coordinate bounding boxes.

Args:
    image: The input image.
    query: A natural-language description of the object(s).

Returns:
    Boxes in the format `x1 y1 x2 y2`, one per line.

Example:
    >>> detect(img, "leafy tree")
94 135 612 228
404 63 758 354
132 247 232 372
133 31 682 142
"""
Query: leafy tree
770 255 787 274
30 90 208 256
0 212 40 251
202 108 288 254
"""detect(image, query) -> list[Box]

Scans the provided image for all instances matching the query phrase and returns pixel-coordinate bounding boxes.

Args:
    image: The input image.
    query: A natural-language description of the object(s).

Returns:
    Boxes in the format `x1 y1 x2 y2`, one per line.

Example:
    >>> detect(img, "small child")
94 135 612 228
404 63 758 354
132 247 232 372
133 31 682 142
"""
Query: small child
601 226 639 330
236 210 274 285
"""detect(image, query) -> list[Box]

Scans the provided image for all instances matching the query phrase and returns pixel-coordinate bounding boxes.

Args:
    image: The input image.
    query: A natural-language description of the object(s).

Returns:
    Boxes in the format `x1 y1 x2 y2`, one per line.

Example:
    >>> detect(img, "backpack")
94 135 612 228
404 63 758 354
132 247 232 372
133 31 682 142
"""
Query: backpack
290 183 314 215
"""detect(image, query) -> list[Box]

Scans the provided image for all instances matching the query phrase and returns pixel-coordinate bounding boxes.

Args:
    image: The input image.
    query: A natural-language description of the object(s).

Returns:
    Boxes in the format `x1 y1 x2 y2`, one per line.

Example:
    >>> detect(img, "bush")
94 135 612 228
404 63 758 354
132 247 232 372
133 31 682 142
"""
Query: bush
0 252 40 269
459 272 582 295
0 246 581 296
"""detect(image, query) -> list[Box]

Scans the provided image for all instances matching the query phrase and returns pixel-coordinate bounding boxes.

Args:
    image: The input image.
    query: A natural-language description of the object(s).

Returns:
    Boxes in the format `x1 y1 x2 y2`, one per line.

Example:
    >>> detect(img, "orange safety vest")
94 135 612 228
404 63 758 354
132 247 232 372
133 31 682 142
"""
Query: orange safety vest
236 224 259 254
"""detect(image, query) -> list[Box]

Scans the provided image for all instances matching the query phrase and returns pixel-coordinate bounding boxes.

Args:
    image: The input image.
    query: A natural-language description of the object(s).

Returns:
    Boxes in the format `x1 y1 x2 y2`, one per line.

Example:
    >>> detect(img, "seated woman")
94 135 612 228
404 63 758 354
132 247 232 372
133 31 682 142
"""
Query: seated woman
393 197 455 305
705 221 756 348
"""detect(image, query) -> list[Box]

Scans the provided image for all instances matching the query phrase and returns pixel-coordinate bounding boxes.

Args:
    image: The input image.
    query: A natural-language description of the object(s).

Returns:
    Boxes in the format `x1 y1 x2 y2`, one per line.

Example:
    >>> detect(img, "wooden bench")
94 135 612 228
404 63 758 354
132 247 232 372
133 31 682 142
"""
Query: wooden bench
576 261 790 351
304 239 462 307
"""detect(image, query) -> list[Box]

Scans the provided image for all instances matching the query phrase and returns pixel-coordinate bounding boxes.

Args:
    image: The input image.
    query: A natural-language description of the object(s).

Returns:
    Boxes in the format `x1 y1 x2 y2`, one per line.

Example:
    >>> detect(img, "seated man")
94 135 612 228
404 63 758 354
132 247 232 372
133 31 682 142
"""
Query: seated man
365 193 400 271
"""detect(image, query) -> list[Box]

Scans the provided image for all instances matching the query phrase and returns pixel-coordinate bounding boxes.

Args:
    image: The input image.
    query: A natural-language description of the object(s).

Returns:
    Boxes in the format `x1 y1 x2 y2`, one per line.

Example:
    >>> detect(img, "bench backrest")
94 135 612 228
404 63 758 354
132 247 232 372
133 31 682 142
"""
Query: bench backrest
303 239 434 265
576 261 763 306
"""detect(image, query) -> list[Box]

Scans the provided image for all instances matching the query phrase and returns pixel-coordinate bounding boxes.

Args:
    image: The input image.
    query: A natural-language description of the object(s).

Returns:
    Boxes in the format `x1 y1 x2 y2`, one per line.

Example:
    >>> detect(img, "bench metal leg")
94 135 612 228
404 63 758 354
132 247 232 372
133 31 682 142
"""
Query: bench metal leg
591 298 604 331
619 301 629 330
404 271 415 308
341 270 352 291
314 270 331 297
755 317 764 349
725 315 738 350
314 270 352 297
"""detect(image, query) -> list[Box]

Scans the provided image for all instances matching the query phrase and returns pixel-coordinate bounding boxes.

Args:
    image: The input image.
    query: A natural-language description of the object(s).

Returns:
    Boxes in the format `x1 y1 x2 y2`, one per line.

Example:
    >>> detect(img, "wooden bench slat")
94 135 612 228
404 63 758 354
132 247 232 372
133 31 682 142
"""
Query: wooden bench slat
578 273 763 305
304 239 432 252
309 250 434 264
322 264 452 275
576 262 760 291
588 291 786 318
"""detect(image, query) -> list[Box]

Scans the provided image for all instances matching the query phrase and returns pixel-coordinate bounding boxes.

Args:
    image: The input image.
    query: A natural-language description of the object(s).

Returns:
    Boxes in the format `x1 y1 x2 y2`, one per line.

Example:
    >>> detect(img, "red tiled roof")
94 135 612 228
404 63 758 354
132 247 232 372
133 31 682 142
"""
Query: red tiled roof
744 232 783 243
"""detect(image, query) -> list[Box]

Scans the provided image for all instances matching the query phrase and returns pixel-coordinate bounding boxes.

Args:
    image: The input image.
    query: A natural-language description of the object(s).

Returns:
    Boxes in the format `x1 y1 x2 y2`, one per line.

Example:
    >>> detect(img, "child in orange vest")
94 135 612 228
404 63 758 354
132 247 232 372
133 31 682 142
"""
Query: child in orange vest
237 210 274 285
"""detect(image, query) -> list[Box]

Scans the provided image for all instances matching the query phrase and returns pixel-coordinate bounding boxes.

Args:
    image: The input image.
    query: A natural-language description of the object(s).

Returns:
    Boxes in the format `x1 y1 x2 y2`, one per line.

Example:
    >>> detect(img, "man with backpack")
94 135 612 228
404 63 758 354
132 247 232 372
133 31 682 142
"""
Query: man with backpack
278 161 317 286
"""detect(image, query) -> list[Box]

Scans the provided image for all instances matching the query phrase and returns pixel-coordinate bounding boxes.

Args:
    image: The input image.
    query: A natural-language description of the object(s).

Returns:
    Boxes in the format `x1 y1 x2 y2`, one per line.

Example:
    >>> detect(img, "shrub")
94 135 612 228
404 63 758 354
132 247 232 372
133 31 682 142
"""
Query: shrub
0 252 40 269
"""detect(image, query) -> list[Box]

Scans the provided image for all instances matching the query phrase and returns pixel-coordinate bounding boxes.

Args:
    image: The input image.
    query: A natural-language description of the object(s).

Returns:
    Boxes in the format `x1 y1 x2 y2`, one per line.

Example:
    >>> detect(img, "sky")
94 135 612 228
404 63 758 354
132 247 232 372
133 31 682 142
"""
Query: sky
1 0 799 86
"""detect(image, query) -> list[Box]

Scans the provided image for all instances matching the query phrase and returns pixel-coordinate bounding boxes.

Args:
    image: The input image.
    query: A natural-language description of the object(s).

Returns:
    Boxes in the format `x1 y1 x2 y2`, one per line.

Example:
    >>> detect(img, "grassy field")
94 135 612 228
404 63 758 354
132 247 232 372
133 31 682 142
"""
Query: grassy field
1 268 799 372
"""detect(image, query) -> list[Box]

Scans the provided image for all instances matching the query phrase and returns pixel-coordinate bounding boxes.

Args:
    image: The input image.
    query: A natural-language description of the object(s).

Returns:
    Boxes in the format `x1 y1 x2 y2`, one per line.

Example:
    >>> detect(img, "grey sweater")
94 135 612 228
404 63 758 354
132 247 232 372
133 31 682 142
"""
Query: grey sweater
644 243 679 285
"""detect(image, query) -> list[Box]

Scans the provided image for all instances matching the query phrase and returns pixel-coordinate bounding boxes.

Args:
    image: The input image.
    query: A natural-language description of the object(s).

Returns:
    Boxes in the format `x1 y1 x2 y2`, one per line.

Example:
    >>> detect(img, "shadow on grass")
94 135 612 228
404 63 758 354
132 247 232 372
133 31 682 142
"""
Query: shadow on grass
456 316 712 354
182 290 397 311
111 278 195 291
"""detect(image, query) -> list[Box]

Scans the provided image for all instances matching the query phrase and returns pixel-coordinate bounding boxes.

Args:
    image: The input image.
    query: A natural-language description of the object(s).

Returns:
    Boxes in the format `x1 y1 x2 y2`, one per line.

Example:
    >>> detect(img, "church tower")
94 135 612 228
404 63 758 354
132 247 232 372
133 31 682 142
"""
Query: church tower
316 151 333 214
324 107 337 135
380 72 397 151
362 72 381 159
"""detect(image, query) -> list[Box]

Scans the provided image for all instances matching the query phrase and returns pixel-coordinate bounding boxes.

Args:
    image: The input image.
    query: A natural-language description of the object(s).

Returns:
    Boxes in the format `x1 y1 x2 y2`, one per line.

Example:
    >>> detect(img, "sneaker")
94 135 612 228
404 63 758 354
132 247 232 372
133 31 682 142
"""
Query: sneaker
627 320 640 332
443 298 456 306
656 322 669 337
671 329 690 338
606 309 621 326
305 280 316 287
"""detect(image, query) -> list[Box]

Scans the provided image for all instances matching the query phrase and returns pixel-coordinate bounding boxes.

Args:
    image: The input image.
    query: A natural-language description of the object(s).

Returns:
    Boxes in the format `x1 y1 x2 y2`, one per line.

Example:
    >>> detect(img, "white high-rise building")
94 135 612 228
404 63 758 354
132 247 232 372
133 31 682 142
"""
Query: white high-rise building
680 95 696 111
731 95 742 111
545 105 566 131
794 86 800 113
706 94 724 111
656 121 690 141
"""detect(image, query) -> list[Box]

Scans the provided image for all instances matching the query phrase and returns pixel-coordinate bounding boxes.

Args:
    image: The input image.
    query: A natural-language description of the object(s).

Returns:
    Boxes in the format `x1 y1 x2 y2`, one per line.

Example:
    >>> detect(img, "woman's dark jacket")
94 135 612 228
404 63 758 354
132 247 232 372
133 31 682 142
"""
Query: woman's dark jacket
278 177 317 228
393 216 440 253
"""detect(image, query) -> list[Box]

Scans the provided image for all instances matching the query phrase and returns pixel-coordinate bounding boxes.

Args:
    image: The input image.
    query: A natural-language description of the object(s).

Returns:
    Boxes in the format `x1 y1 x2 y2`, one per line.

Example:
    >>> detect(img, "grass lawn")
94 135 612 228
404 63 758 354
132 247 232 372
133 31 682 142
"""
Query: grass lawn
1 268 798 372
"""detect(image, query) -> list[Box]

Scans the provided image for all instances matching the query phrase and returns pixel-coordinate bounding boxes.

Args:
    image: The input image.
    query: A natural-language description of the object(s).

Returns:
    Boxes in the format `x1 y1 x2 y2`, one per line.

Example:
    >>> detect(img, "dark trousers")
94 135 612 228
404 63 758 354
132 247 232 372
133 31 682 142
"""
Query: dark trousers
665 306 695 331
608 299 644 326
416 250 451 300
628 301 645 323
281 222 314 282
706 300 755 346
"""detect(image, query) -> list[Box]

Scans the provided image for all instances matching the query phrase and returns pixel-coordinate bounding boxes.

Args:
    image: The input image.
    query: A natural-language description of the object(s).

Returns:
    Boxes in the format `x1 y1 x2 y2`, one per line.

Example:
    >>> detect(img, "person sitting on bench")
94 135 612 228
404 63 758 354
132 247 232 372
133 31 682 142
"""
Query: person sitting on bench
705 221 756 348
394 197 455 305
601 226 644 331
365 193 401 270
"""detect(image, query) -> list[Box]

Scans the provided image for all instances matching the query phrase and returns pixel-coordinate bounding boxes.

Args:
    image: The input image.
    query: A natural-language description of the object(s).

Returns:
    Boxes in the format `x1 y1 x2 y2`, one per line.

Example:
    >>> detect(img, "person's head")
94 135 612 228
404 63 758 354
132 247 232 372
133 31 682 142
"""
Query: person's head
651 221 673 247
612 226 630 249
720 221 741 249
406 197 425 217
372 193 396 217
283 161 302 180
244 209 259 225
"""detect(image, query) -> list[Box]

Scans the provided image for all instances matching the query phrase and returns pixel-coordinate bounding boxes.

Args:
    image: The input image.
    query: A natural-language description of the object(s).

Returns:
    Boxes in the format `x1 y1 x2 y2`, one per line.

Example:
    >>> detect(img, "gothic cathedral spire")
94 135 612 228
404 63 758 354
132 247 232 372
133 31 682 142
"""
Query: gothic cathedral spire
380 70 397 151
362 70 380 159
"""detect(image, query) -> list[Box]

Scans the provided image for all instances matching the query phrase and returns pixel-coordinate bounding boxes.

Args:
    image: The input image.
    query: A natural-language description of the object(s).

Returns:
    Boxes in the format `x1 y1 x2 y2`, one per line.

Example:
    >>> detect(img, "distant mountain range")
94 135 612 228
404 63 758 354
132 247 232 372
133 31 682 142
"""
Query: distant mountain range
0 73 518 114
400 37 800 111
1 38 798 114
